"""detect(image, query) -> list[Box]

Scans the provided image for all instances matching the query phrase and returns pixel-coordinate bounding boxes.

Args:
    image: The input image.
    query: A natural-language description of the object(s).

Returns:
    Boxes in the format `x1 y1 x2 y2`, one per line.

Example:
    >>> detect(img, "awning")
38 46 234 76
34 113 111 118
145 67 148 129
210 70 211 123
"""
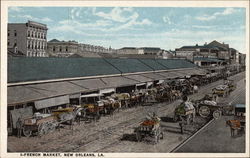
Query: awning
69 93 81 99
124 74 153 82
34 95 70 110
136 83 147 86
70 78 106 90
8 81 86 105
99 88 115 94
101 76 138 88
147 82 153 87
141 73 166 80
157 80 165 84
157 71 182 79
81 93 104 98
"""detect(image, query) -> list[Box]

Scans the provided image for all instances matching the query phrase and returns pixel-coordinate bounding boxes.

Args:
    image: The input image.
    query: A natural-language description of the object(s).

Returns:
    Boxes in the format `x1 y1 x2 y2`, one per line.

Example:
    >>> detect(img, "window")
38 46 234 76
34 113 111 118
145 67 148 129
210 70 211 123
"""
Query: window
8 42 10 46
53 46 55 52
59 46 62 52
14 30 17 36
66 46 68 52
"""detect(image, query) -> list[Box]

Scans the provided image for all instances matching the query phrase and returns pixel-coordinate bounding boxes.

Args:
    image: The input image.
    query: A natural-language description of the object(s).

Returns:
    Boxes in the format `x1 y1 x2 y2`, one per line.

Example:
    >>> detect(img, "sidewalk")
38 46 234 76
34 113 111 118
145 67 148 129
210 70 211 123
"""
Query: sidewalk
175 115 245 153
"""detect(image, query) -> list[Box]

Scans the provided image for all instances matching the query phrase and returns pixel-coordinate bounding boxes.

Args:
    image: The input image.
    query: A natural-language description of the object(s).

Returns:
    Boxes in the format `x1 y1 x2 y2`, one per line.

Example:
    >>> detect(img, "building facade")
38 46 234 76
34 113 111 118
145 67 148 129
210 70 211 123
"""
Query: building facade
175 44 219 61
117 47 140 54
47 39 78 57
47 39 117 57
8 21 48 57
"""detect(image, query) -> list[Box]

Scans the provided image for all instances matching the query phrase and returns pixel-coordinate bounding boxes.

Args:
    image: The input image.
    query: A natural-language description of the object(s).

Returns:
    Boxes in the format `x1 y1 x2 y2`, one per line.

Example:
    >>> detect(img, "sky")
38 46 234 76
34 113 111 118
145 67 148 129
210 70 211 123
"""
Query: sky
8 7 246 53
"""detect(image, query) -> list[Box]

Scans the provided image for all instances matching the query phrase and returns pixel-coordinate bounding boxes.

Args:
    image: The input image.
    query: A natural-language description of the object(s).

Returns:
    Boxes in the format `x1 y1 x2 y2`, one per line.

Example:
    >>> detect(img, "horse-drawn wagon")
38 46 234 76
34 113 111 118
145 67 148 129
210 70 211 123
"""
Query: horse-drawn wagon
134 114 163 144
212 85 230 97
22 106 82 137
173 102 195 124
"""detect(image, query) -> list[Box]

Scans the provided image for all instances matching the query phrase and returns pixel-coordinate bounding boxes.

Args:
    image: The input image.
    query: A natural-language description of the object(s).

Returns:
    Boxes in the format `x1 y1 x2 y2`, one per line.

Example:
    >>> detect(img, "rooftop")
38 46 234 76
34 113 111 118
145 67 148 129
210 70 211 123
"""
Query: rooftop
8 57 197 83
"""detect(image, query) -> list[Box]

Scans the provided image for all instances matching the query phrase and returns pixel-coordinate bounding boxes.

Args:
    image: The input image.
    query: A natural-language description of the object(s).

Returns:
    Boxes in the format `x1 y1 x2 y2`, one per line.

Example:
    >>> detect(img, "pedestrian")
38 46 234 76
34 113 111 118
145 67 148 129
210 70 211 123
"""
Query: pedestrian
16 117 23 138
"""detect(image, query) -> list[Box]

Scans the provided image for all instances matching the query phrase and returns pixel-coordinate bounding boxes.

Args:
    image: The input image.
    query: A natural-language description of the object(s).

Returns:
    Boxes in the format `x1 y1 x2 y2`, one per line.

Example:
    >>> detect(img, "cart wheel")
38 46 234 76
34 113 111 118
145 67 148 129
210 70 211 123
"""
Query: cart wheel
213 110 221 119
199 106 210 118
23 127 32 137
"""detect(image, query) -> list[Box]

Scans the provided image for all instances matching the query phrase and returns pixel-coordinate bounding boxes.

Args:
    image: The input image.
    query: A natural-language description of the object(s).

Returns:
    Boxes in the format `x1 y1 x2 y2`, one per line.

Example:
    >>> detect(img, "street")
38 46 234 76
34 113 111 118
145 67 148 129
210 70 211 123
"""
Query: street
7 72 246 152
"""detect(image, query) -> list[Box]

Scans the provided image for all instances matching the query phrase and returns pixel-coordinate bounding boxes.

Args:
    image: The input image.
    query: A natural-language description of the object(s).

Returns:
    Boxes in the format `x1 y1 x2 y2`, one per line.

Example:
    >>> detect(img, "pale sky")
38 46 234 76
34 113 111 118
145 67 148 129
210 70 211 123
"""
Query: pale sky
8 7 246 53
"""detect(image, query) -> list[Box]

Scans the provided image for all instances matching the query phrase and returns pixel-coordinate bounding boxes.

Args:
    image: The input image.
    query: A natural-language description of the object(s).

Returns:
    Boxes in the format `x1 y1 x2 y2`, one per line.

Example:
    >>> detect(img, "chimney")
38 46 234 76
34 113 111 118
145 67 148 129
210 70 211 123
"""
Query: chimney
196 44 198 46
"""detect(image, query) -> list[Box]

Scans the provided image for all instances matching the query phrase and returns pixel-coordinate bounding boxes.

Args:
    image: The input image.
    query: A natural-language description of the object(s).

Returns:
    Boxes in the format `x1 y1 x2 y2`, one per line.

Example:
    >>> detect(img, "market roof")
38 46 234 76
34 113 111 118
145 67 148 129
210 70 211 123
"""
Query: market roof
8 57 121 83
157 59 196 69
8 57 198 83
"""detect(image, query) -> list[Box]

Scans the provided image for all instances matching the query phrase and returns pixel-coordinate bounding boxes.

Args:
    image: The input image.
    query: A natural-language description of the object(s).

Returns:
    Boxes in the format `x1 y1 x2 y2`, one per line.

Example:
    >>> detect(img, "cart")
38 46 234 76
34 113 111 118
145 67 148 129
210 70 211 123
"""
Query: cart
173 106 195 125
212 85 229 97
134 119 163 144
22 113 58 137
195 100 222 119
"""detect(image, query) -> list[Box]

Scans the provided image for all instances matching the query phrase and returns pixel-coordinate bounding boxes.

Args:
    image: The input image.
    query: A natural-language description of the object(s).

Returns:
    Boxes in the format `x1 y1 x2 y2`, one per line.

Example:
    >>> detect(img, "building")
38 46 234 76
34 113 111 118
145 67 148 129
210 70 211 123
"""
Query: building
117 47 140 54
47 39 117 57
175 44 220 61
47 39 78 57
8 20 48 57
138 47 162 55
207 40 230 61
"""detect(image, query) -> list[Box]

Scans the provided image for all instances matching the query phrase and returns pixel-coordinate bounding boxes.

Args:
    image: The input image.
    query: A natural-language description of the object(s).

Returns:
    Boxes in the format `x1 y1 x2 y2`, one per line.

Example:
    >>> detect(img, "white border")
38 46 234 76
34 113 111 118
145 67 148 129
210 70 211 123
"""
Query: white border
1 0 249 158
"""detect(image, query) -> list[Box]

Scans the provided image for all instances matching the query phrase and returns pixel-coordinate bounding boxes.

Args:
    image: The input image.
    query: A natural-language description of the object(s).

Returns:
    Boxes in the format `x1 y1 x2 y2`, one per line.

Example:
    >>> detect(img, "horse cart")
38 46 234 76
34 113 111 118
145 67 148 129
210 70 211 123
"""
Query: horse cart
212 85 230 97
173 105 195 125
134 115 163 144
22 106 82 137
194 95 234 119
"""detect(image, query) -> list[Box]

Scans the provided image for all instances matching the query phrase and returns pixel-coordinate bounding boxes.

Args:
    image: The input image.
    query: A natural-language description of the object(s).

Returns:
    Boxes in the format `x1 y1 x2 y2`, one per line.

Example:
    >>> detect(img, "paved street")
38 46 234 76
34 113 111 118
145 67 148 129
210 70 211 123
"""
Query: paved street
7 72 246 152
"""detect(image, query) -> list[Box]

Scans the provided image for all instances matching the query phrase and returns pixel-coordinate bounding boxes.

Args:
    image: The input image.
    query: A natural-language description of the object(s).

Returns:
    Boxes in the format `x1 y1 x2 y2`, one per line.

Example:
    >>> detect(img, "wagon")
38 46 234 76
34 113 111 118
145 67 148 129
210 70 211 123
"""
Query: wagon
22 113 58 137
81 103 102 121
212 85 229 97
173 106 195 124
22 106 83 137
195 99 222 119
134 119 163 144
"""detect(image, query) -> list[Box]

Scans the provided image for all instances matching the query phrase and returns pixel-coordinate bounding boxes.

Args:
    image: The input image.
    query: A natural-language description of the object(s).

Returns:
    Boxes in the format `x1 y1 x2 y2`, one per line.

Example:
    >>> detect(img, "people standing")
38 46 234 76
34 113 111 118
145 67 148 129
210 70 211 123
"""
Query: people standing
16 117 23 138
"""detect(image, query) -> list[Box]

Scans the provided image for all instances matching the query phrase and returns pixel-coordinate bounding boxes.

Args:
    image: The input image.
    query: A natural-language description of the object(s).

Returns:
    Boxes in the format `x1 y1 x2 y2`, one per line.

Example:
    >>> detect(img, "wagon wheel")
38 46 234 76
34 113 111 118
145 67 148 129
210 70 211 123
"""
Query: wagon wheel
38 123 45 136
213 110 221 119
48 121 57 133
38 122 49 136
23 126 32 137
199 106 210 118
